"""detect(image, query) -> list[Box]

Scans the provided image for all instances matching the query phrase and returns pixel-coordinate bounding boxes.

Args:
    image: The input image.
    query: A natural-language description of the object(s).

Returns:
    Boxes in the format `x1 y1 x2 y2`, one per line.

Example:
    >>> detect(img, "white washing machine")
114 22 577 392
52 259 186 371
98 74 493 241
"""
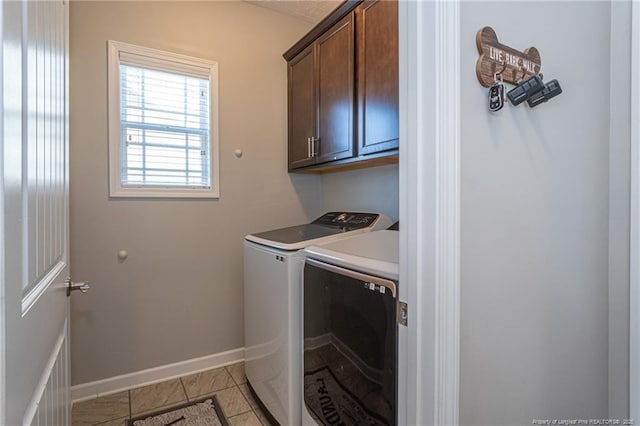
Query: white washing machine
301 230 400 425
244 212 393 425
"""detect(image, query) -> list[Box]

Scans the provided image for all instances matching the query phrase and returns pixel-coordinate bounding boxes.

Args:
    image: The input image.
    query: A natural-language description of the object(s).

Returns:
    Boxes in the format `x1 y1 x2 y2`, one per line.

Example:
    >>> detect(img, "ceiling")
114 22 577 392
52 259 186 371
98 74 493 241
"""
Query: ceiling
245 0 342 24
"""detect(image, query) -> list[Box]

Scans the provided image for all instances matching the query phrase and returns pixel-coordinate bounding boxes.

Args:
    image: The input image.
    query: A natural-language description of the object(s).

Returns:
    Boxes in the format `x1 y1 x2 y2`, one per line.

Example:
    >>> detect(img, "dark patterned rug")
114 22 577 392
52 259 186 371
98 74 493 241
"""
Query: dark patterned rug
304 367 389 425
127 395 229 426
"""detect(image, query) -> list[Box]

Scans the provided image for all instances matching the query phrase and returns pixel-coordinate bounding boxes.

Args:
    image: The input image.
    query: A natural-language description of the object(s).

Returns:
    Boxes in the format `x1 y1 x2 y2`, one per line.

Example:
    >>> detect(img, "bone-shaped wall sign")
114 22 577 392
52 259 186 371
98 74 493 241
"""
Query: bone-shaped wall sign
476 26 542 87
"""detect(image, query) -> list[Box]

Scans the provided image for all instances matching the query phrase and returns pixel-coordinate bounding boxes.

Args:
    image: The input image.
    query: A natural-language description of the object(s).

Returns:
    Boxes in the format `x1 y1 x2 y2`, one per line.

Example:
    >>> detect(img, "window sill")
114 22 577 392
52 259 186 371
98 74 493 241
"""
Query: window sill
109 187 219 199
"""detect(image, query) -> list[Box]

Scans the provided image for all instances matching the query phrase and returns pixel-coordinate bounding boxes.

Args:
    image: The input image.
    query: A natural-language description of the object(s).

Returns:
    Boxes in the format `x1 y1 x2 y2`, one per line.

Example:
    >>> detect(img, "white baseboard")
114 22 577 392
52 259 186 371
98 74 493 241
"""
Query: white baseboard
71 347 244 403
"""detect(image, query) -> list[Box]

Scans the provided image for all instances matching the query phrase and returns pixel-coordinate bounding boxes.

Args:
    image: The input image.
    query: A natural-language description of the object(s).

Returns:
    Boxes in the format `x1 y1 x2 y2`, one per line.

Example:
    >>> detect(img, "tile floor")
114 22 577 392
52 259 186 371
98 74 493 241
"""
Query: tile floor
72 362 273 426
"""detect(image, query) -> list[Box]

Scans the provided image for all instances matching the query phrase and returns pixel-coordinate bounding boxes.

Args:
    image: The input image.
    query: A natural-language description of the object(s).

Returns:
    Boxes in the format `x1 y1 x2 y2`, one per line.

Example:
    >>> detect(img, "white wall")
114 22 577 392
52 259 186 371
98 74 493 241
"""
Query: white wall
459 2 611 424
321 164 399 221
69 1 320 385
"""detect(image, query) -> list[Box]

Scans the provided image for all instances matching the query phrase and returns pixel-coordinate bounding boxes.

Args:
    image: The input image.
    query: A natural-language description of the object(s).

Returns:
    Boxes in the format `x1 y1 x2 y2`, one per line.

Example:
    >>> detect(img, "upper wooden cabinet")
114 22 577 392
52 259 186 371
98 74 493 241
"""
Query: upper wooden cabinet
356 0 399 155
316 14 355 165
284 0 398 173
287 13 355 171
287 45 316 170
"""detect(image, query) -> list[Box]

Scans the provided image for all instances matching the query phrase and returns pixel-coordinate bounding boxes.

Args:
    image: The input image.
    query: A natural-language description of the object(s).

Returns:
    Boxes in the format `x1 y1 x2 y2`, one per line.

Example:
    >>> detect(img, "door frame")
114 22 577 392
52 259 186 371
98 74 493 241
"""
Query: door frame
0 1 6 423
398 1 460 424
630 0 640 420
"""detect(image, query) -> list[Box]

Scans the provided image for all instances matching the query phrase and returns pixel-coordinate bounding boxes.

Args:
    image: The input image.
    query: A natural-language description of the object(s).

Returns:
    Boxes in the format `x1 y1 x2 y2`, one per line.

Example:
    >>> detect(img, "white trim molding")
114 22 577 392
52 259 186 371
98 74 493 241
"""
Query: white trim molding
0 4 6 425
21 260 65 316
630 1 640 421
434 1 461 425
23 320 69 426
70 347 244 403
106 40 220 199
399 0 460 425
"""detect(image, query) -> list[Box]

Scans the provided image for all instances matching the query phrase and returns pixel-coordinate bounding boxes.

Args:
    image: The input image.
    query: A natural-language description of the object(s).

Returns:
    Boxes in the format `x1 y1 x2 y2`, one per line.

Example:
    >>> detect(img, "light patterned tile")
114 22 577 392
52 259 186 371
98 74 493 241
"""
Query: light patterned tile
215 386 252 418
228 410 262 426
71 391 130 426
130 379 187 415
238 384 259 410
181 367 235 399
226 362 246 385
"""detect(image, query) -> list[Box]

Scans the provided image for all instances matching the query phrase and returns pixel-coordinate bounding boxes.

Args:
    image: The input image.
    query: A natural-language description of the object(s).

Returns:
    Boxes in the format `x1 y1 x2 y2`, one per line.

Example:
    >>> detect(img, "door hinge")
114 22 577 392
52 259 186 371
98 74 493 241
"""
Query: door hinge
398 301 408 326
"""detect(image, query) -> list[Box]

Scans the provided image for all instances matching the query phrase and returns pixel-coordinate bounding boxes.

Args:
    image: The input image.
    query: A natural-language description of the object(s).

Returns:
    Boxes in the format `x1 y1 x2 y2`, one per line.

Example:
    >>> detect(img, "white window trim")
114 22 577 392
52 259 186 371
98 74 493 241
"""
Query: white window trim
107 40 220 198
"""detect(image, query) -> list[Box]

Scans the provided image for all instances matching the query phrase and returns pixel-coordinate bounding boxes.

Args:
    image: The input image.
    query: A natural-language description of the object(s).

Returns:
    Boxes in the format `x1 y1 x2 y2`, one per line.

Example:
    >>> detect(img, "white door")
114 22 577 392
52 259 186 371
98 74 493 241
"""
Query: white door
1 1 80 424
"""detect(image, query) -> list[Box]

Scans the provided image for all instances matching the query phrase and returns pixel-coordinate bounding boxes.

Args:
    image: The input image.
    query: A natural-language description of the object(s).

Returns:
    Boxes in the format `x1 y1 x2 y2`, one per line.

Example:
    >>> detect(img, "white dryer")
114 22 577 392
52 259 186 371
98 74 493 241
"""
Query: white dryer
302 230 400 425
244 212 393 425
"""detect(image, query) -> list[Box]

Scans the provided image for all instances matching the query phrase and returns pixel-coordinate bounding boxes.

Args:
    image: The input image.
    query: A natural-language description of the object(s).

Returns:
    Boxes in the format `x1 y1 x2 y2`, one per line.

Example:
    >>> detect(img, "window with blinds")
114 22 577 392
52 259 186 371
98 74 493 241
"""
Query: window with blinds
108 41 219 198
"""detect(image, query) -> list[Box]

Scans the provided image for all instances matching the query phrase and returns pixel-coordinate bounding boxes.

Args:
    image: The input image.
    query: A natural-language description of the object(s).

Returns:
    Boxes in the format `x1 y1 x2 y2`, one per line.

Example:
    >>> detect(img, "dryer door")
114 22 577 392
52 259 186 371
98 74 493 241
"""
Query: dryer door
303 258 397 426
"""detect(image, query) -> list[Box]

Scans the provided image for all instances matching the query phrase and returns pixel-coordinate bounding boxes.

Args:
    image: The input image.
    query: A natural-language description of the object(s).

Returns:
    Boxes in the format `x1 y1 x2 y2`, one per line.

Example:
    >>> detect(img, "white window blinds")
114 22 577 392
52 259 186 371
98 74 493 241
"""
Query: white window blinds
119 64 210 188
108 40 219 198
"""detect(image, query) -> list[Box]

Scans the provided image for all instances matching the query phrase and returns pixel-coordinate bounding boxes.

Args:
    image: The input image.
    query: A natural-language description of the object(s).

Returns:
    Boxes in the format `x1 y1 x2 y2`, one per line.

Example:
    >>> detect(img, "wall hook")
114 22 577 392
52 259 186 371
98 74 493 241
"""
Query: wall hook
476 26 542 87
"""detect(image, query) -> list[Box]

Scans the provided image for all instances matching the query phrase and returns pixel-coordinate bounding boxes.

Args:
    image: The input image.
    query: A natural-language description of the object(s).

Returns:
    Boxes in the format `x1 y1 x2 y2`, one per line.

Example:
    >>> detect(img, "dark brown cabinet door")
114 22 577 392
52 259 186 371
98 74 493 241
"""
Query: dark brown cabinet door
288 45 316 170
315 13 355 165
356 0 399 155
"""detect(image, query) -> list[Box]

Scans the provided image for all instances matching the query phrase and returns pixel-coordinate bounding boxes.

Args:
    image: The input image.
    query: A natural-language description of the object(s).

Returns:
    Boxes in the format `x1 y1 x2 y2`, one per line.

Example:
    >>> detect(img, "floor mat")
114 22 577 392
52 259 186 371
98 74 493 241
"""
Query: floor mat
304 367 389 425
128 395 229 426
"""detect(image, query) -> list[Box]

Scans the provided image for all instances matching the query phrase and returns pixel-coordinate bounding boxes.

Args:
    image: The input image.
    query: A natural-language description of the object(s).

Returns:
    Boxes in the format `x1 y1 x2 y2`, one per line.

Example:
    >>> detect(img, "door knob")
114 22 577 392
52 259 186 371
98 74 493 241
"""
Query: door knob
66 278 90 297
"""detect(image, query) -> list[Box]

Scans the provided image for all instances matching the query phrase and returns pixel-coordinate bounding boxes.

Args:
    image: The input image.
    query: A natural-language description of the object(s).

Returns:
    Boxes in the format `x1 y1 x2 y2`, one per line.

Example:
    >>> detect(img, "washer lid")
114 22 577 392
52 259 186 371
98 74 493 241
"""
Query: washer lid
245 212 393 251
247 224 346 247
303 230 399 280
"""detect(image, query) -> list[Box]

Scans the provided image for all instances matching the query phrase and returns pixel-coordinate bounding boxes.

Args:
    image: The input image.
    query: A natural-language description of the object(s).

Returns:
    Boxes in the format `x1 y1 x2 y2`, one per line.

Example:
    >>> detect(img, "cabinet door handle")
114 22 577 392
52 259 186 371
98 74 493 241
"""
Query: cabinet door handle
307 137 311 158
312 137 319 157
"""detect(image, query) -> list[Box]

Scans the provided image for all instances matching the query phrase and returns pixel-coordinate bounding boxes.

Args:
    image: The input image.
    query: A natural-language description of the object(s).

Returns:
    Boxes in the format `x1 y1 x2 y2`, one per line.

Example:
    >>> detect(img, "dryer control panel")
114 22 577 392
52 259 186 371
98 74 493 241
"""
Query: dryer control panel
311 212 379 229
